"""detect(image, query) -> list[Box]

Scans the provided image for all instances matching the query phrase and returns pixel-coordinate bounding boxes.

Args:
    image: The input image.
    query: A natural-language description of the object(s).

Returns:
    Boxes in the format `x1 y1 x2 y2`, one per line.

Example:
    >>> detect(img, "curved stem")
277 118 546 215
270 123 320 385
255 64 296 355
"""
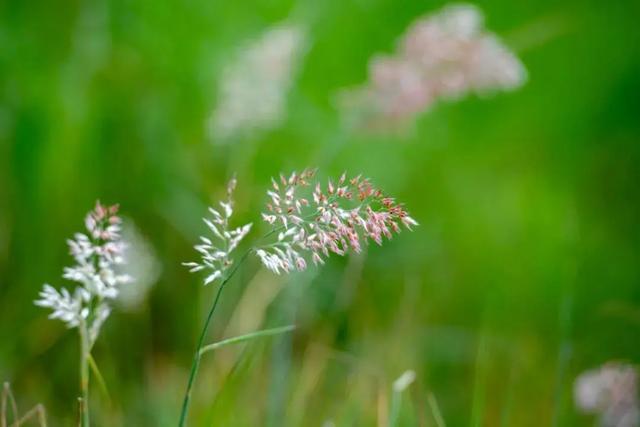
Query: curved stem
178 249 252 427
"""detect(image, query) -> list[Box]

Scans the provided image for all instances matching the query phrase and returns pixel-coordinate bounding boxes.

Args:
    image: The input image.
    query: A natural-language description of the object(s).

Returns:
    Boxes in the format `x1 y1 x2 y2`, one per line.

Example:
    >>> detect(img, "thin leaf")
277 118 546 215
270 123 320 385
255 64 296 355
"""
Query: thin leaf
199 325 296 356
87 354 111 405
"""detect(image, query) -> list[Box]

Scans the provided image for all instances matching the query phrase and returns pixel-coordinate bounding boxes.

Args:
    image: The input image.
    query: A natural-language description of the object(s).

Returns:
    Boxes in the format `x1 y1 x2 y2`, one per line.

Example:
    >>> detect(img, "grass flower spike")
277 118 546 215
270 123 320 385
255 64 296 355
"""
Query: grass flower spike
180 173 416 426
257 169 418 274
182 177 252 285
179 178 253 427
35 201 129 342
35 201 130 427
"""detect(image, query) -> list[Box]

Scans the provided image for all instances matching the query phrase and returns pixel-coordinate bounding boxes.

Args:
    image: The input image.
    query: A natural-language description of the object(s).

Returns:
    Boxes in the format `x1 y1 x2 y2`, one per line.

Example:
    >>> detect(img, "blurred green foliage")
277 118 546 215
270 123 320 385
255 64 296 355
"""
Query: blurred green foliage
1 0 639 425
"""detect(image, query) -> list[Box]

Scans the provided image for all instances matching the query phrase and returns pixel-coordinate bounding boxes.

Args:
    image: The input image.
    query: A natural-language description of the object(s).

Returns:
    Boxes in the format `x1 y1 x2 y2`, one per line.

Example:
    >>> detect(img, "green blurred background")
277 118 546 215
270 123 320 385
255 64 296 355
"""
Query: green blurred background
1 0 639 425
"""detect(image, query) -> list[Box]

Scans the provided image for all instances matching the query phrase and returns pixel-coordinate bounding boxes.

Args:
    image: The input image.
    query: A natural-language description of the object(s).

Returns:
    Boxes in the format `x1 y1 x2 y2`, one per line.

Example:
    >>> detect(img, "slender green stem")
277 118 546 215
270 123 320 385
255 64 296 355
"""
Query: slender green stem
178 210 321 427
199 325 296 356
76 398 81 427
178 249 252 427
78 324 90 427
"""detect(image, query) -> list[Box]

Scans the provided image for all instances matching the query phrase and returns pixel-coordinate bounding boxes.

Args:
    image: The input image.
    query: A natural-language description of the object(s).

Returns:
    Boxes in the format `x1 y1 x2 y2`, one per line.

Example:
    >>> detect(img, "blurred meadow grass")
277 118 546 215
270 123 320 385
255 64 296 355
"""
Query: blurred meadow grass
1 0 640 425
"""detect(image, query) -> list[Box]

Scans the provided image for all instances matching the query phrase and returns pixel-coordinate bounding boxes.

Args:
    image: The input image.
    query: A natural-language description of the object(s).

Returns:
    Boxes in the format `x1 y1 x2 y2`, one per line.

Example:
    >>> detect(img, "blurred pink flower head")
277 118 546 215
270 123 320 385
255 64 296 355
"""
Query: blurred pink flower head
574 362 639 427
338 3 527 132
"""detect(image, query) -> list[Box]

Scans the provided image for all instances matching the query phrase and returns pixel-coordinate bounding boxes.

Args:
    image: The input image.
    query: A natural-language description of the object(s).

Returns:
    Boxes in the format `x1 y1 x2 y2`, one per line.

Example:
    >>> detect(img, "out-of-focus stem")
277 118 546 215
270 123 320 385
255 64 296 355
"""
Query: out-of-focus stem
388 390 401 427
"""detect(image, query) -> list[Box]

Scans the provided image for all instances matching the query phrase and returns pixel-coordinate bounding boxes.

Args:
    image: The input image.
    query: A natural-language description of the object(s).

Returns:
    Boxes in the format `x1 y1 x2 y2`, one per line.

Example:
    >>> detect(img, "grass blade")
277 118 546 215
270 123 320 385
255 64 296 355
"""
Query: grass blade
199 325 296 356
87 354 111 404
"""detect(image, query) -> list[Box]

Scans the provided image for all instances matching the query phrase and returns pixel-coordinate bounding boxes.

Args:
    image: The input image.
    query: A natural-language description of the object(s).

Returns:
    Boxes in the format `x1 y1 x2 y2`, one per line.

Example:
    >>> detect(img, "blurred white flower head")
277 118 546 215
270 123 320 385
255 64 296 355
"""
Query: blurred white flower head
574 363 639 427
338 3 526 132
116 219 161 310
35 202 130 344
210 23 307 141
184 178 253 285
393 370 417 392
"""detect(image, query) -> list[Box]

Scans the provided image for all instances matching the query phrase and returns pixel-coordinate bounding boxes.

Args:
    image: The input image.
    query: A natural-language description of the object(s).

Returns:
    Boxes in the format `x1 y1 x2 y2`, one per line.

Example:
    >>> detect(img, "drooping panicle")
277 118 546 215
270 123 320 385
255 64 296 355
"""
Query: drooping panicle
183 178 253 285
256 170 418 274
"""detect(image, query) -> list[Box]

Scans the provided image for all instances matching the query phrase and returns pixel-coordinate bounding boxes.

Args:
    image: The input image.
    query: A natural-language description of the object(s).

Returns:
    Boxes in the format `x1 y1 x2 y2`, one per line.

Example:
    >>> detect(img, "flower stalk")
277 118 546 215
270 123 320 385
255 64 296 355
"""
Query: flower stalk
178 249 251 427
35 202 131 427
179 172 417 426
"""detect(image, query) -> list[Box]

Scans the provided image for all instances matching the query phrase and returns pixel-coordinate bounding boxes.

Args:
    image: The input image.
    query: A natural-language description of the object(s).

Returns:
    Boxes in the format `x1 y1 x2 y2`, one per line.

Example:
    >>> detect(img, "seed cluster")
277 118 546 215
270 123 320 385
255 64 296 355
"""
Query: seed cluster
257 170 418 274
35 202 130 343
183 178 253 285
